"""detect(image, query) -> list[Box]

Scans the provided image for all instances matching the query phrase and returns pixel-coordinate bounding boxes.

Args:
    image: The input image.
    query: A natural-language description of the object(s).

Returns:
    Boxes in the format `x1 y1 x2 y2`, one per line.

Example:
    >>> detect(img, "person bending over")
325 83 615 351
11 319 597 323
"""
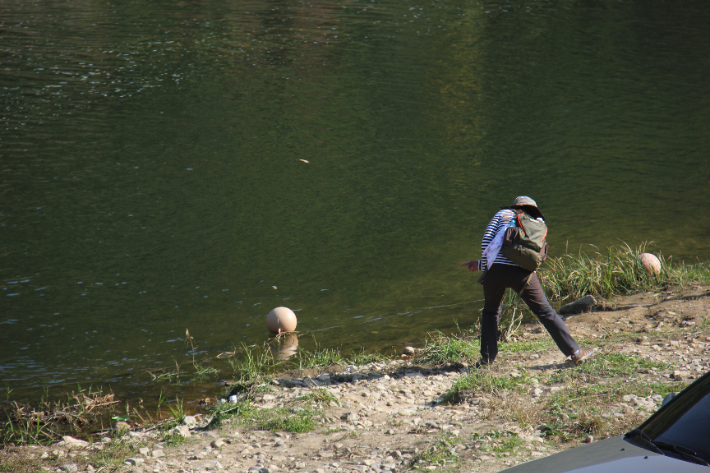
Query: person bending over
460 196 596 366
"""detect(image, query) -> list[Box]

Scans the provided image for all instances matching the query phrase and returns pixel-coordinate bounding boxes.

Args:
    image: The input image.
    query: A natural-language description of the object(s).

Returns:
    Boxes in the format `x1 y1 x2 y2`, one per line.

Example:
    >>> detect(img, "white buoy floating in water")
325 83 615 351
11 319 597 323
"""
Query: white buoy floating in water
266 306 298 334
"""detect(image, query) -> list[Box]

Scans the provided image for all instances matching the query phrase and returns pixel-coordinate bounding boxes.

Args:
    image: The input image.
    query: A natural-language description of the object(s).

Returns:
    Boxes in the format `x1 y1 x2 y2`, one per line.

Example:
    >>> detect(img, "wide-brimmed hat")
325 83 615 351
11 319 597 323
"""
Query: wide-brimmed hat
504 195 545 220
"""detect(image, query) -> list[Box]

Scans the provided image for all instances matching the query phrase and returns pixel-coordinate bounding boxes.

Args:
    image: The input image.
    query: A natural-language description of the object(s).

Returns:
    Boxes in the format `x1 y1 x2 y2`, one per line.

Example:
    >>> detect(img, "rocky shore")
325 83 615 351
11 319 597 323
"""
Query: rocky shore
3 286 710 473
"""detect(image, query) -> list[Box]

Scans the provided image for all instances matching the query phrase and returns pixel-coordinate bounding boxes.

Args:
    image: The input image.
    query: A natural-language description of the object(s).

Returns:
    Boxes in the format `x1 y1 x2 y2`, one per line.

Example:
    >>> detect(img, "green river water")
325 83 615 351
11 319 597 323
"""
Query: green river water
1 0 709 405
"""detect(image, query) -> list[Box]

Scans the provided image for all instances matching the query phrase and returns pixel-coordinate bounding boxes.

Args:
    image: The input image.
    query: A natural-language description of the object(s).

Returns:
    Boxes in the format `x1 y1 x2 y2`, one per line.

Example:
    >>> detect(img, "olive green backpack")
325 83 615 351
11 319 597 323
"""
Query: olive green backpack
500 210 549 271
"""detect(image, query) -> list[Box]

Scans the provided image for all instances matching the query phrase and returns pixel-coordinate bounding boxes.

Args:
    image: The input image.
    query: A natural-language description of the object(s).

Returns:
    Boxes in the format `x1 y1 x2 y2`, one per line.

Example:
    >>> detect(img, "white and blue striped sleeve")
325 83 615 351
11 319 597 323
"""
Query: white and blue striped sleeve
479 209 517 272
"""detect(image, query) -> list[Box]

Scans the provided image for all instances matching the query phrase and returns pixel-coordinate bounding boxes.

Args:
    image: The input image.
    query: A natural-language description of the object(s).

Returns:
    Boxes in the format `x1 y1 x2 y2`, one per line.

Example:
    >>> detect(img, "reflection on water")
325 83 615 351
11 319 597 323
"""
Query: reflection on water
272 333 300 361
1 0 710 404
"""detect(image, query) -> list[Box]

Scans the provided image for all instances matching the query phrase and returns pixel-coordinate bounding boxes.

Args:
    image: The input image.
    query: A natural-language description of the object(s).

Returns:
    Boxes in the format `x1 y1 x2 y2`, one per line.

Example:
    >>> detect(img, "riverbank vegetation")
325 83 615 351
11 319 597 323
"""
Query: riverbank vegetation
540 242 710 303
2 243 709 454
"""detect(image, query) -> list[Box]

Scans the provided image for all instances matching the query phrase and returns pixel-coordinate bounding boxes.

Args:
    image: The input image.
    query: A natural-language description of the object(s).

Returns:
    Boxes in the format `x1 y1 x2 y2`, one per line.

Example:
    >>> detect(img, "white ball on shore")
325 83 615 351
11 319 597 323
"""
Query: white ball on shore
640 253 661 275
267 306 298 334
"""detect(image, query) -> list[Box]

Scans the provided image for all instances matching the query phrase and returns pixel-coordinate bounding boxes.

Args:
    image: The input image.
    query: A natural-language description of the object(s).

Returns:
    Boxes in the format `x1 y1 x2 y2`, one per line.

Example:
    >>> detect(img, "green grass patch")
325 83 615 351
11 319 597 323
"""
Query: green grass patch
227 344 279 384
345 349 389 366
493 434 524 456
410 433 461 469
442 370 531 404
245 406 318 433
414 332 480 366
296 387 339 407
499 340 554 353
471 431 525 457
546 379 684 407
547 353 668 384
293 347 343 370
539 242 710 302
218 399 318 434
160 430 189 447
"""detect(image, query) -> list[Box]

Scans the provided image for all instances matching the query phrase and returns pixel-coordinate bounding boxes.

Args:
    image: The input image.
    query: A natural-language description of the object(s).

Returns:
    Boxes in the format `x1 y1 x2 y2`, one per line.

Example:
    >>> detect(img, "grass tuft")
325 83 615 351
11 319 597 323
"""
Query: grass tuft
539 242 710 302
442 370 530 404
293 346 343 370
414 331 480 366
410 432 461 468
237 405 318 433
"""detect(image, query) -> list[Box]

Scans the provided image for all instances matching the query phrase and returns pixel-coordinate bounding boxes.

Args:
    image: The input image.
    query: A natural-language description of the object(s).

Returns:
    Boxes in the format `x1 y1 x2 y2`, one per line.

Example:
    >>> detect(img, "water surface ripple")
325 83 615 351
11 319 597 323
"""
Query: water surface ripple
1 0 709 403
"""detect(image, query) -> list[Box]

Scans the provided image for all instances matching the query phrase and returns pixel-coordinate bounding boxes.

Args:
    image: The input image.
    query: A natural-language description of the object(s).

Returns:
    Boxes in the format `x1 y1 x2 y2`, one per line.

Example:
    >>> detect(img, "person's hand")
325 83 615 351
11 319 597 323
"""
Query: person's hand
459 260 479 272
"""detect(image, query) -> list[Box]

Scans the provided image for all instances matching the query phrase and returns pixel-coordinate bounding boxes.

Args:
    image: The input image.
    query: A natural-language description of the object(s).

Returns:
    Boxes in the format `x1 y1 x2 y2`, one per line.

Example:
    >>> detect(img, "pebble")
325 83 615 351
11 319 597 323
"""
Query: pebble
62 436 89 449
183 416 199 426
210 439 225 449
173 425 191 437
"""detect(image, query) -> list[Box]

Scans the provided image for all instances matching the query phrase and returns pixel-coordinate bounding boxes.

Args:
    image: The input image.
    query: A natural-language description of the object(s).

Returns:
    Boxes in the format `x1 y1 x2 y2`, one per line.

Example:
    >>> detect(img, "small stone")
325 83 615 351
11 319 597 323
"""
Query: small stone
342 412 360 422
125 458 145 466
183 415 199 426
172 425 191 437
60 464 78 473
115 421 132 431
211 439 225 449
139 447 150 456
151 449 164 458
560 295 596 316
585 435 594 443
62 436 89 449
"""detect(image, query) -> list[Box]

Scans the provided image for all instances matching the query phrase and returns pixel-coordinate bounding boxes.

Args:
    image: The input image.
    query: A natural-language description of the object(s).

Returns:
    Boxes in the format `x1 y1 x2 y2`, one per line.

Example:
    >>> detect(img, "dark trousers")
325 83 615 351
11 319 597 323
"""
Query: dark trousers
480 264 579 363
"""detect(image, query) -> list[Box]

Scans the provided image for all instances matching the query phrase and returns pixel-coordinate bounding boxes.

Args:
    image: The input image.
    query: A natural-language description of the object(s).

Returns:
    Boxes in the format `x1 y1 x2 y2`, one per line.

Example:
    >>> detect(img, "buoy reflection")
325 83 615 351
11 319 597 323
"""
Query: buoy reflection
272 332 299 360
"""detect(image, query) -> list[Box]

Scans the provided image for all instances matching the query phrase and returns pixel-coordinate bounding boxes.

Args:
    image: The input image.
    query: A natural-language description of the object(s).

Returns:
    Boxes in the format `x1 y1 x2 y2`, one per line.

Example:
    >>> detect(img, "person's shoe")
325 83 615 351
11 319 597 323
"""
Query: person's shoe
475 358 493 369
571 347 596 365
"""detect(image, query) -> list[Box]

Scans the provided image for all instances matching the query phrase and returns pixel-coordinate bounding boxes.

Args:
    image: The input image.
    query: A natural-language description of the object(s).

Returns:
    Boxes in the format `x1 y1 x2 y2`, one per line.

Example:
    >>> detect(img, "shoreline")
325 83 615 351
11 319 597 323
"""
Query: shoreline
1 285 709 473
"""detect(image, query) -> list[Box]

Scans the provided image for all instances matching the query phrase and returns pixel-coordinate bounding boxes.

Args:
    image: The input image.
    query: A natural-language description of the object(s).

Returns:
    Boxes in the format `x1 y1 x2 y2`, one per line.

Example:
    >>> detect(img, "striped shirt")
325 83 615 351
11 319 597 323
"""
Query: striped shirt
479 209 518 272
